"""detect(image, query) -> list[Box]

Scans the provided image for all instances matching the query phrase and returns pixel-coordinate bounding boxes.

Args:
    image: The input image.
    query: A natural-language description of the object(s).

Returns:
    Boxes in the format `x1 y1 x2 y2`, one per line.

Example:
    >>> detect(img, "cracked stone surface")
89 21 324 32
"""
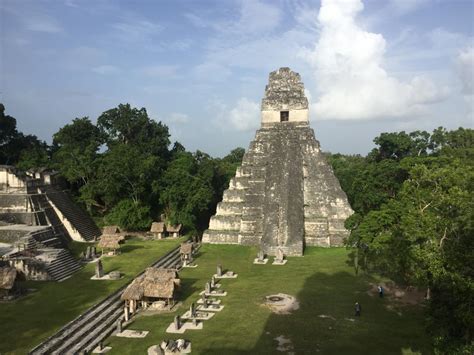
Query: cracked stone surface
203 68 353 256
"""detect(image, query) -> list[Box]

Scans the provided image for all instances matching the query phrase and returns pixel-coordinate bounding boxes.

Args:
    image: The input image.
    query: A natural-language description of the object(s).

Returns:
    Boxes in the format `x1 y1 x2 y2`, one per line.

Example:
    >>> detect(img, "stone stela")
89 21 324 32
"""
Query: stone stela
254 250 269 264
203 67 353 256
272 247 287 265
95 259 104 278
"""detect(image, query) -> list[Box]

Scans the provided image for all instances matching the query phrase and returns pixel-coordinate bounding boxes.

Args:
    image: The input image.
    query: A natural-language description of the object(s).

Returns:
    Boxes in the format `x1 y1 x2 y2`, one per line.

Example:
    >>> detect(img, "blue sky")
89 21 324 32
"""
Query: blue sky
1 0 473 156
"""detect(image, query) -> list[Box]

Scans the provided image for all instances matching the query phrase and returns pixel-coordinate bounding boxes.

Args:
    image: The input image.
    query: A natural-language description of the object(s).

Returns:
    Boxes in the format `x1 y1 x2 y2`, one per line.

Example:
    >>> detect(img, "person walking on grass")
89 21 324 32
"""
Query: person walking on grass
378 285 384 298
355 302 361 317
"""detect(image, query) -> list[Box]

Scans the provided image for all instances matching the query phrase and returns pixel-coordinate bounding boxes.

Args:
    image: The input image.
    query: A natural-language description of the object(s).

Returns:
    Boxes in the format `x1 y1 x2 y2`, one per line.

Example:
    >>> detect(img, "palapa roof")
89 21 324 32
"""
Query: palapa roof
121 278 144 300
150 222 165 233
102 225 120 235
180 243 193 255
98 235 123 249
166 224 182 233
143 278 175 299
0 267 17 290
121 268 179 301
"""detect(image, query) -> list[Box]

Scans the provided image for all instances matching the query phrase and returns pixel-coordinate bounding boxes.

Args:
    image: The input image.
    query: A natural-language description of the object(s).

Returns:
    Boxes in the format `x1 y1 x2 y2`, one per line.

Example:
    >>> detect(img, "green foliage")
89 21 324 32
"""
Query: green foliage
97 103 170 158
104 200 153 231
52 117 102 184
160 151 218 232
0 103 50 168
331 127 474 353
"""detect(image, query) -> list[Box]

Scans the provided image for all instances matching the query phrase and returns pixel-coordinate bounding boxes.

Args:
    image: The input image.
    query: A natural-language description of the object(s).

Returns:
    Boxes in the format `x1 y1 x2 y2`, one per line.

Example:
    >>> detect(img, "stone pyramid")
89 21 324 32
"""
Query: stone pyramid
202 68 353 256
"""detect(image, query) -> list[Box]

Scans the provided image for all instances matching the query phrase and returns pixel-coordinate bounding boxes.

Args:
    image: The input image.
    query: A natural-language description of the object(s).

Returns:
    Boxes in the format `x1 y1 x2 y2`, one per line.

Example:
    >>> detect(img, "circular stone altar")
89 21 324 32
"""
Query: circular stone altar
264 293 299 314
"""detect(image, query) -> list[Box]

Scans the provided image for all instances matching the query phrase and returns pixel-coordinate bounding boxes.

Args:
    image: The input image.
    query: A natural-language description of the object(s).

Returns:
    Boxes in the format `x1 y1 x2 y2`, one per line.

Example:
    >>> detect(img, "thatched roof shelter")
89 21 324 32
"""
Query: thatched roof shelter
102 225 120 235
121 278 144 301
121 268 180 301
150 222 165 233
0 267 17 290
166 224 182 233
180 243 193 255
143 278 175 299
98 235 123 250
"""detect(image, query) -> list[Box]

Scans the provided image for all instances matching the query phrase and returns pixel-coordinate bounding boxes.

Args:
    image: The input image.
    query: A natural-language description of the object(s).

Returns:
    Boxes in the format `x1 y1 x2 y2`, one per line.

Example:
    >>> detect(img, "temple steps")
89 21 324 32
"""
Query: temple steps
202 230 239 244
29 228 63 248
228 176 250 190
44 249 82 281
39 186 101 241
209 215 241 231
222 189 245 202
216 201 244 216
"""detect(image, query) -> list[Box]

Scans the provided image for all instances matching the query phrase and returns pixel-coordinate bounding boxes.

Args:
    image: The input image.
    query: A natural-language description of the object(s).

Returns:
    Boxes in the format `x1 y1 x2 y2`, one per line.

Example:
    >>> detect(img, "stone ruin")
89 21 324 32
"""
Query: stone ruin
203 68 353 256
0 166 101 281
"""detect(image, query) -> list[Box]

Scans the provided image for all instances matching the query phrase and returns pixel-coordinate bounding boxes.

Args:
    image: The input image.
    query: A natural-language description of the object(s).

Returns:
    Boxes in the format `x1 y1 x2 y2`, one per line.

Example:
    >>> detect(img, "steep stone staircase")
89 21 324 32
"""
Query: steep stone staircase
39 186 101 242
29 193 70 242
42 249 82 281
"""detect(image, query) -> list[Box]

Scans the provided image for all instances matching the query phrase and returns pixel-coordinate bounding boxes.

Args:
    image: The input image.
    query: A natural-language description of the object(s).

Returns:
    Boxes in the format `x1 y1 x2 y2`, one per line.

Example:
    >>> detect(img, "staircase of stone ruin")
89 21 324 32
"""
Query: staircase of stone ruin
40 186 101 242
29 244 188 355
45 249 82 281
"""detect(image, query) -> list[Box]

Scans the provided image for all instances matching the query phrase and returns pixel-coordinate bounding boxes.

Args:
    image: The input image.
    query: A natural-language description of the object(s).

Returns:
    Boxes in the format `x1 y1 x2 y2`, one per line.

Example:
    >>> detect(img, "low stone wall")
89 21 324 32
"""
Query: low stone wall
8 258 50 281
0 212 36 225
0 194 30 211
0 228 31 243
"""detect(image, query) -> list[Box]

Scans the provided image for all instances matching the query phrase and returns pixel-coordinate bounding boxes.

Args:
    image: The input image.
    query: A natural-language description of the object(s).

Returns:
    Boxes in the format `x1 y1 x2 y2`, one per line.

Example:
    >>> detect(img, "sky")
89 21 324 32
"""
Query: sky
1 0 473 157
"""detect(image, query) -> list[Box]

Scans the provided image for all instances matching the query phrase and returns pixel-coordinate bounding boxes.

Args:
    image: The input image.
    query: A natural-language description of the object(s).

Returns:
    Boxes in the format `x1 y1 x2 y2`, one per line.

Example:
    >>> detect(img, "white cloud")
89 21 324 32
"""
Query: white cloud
457 46 474 96
185 0 281 35
302 0 448 121
228 0 281 34
209 97 260 132
226 98 260 131
168 113 190 124
92 65 120 75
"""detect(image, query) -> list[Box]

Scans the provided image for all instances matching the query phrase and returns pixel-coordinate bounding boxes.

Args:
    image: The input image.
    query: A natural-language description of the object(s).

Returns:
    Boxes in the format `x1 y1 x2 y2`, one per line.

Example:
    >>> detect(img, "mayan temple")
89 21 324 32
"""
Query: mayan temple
202 67 353 256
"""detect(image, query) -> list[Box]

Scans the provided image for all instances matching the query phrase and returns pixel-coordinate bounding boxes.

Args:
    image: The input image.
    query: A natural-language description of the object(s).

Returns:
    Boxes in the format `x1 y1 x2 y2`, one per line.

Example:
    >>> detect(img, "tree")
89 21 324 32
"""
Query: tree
0 103 50 168
52 117 103 211
97 103 170 159
160 151 217 232
344 157 473 353
104 199 152 231
52 117 102 185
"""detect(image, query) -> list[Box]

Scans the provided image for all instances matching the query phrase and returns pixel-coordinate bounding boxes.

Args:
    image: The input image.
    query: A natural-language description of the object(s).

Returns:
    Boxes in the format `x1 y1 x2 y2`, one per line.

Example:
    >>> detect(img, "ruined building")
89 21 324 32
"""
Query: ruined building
203 68 353 256
0 166 101 280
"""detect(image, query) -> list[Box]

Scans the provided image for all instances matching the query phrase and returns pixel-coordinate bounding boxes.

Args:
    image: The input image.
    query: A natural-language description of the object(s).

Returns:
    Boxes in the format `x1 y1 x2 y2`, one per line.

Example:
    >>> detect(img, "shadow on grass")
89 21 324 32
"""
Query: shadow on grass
177 278 202 301
120 244 145 253
201 270 431 355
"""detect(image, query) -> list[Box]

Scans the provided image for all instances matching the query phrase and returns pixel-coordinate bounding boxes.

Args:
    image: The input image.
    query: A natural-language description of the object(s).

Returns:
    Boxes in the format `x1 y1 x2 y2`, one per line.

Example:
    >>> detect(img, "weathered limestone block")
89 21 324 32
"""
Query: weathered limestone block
209 215 241 231
216 202 244 216
203 68 353 255
202 230 239 244
222 190 245 202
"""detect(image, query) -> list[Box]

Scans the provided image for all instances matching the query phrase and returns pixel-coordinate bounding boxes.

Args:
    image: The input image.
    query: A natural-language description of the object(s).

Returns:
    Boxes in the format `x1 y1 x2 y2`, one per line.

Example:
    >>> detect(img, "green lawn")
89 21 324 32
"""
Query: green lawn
105 245 433 354
0 237 183 355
